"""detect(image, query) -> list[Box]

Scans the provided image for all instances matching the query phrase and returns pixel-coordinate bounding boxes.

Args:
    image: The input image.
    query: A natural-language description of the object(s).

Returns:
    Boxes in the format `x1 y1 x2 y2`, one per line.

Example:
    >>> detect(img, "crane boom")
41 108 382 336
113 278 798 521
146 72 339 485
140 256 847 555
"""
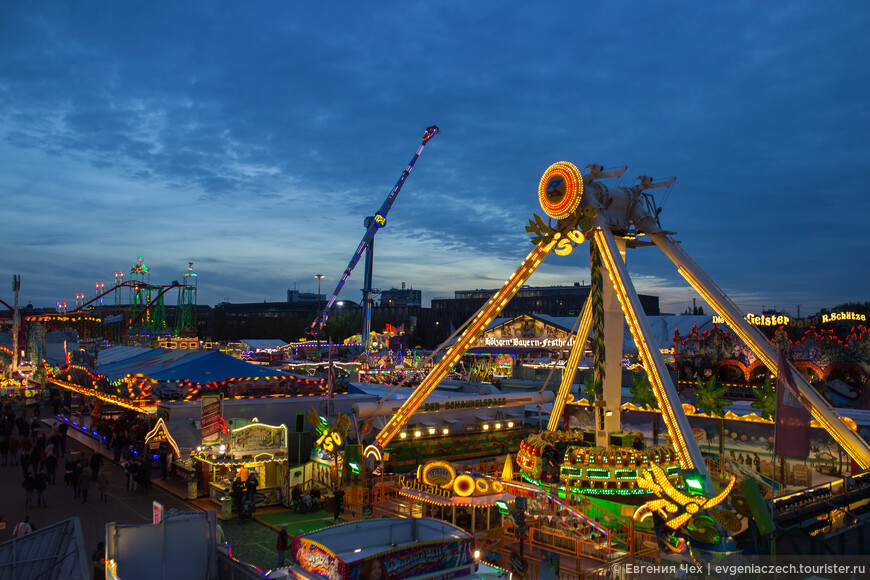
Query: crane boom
312 125 439 331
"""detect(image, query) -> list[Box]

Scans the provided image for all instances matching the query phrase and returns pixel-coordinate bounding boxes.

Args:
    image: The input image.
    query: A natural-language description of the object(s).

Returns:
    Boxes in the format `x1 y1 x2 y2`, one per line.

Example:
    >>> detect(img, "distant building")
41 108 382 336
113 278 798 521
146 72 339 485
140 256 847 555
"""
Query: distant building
379 283 422 308
286 289 324 303
215 301 316 320
425 283 660 346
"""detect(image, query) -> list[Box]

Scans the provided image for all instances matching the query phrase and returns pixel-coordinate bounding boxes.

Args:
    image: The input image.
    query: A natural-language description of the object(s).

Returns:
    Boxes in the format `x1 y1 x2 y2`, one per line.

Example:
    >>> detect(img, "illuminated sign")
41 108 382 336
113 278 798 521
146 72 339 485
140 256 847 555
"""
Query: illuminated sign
421 461 456 487
399 475 452 498
714 311 868 327
714 314 791 326
745 314 790 326
483 337 574 348
822 312 866 323
144 418 181 458
538 161 583 220
553 228 587 257
423 396 507 412
307 409 350 455
415 460 505 498
231 421 287 455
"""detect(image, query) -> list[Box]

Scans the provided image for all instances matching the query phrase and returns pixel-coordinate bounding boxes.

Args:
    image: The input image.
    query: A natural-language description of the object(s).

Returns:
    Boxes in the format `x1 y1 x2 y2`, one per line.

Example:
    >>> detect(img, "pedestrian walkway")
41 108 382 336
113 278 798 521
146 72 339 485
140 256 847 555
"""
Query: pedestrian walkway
36 415 344 574
0 417 193 556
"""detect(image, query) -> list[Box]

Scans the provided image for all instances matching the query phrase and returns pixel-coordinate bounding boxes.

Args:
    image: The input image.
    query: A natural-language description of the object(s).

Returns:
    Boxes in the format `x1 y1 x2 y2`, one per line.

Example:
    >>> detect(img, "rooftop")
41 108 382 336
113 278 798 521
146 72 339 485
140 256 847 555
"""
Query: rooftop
299 518 472 565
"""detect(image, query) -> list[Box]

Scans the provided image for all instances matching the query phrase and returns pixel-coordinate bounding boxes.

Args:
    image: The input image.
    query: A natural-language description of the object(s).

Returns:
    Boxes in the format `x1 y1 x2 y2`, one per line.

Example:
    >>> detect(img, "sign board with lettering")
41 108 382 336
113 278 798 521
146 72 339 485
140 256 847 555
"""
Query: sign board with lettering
345 539 474 580
201 394 222 443
474 314 574 350
714 311 867 327
231 422 286 456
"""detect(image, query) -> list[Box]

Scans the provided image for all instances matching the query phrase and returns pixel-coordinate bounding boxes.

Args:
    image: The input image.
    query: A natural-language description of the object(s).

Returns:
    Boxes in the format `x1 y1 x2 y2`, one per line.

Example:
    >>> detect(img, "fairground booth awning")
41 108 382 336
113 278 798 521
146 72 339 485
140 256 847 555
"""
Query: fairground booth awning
95 347 290 383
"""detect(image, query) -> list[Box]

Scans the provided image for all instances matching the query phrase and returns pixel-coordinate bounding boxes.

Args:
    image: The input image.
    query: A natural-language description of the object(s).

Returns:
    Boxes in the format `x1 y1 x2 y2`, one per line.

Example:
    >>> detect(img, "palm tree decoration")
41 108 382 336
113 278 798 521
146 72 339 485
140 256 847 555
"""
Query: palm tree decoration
582 373 598 405
629 371 658 410
630 371 660 445
750 377 776 422
694 376 732 460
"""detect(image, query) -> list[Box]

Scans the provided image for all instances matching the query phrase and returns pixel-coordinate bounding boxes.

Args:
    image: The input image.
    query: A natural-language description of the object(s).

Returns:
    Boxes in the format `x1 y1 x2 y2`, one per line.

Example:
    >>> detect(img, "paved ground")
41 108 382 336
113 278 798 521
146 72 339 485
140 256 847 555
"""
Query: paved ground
0 412 343 574
0 417 194 558
232 508 341 572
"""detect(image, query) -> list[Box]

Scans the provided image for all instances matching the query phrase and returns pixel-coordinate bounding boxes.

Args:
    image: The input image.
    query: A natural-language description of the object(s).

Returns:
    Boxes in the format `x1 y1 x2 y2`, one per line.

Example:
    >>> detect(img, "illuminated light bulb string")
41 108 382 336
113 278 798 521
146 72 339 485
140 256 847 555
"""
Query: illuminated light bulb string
592 228 694 470
376 238 557 448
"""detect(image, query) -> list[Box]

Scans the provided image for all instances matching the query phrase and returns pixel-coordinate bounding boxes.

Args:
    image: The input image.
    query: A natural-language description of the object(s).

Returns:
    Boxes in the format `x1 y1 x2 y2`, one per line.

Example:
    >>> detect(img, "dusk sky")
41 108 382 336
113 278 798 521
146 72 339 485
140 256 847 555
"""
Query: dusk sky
2 2 868 318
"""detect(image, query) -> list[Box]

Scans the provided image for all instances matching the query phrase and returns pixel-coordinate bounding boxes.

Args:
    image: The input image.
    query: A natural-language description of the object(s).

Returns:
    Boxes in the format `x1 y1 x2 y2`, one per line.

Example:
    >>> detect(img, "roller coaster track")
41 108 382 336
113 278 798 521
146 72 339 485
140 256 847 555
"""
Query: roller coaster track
21 281 181 345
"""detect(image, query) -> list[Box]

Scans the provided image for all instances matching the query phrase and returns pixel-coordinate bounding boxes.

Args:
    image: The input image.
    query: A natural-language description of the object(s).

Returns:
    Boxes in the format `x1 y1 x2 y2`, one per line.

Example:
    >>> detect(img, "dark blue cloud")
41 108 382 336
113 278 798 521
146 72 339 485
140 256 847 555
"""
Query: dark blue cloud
0 1 868 315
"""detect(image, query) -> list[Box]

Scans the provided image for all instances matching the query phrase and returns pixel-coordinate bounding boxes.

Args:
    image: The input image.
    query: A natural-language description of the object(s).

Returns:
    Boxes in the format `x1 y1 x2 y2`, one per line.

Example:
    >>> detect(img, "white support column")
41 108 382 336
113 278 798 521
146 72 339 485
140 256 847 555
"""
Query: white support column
601 237 626 442
592 222 713 495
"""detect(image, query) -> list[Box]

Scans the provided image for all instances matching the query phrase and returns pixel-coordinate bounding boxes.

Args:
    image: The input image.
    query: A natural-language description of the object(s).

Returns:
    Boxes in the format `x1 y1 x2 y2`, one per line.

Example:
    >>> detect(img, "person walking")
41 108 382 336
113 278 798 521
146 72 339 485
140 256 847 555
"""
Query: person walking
78 468 92 503
48 429 61 458
58 422 68 456
127 458 139 492
158 449 168 481
29 415 40 444
71 459 83 497
90 452 103 478
0 435 8 466
98 469 109 503
275 523 290 568
20 437 32 477
12 516 33 537
45 452 58 485
141 455 152 490
231 476 244 516
8 434 19 466
22 472 35 508
35 467 48 508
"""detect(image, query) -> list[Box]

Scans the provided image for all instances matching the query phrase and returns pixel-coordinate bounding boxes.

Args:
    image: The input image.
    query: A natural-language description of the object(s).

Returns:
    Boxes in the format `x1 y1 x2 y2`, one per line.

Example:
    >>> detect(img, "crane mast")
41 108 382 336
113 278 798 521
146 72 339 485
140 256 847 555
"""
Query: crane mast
311 126 439 349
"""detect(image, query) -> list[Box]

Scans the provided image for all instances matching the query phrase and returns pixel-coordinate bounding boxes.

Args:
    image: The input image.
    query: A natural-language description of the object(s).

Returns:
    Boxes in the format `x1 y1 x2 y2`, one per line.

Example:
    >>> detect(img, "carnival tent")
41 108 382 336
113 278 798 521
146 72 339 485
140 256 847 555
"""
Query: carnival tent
95 347 290 382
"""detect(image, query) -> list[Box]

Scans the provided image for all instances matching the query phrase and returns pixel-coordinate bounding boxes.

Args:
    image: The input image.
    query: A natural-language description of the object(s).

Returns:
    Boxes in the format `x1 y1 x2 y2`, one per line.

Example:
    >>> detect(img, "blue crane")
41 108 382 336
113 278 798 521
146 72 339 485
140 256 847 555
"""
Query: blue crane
312 125 439 348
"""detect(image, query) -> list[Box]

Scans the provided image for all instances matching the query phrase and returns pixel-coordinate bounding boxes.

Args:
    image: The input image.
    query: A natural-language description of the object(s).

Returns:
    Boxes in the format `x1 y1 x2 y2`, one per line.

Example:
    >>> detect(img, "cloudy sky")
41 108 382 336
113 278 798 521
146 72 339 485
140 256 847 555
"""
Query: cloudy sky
1 2 868 317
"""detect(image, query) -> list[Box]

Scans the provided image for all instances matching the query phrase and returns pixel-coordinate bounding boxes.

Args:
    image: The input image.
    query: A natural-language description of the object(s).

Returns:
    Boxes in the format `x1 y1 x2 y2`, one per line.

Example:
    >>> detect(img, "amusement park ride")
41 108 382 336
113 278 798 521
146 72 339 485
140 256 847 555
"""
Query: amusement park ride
6 257 199 354
311 125 439 349
362 161 870 549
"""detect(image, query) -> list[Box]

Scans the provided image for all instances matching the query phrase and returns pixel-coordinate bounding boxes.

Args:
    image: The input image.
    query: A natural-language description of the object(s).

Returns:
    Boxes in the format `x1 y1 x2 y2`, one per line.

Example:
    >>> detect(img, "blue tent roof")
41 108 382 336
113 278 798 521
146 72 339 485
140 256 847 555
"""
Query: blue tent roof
96 347 290 383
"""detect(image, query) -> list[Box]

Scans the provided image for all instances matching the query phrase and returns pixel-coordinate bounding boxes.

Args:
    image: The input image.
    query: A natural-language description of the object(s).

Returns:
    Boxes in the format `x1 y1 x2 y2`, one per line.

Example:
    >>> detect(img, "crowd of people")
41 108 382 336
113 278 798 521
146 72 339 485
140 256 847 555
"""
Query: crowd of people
1 405 68 510
230 466 260 518
290 484 323 513
2 402 166 516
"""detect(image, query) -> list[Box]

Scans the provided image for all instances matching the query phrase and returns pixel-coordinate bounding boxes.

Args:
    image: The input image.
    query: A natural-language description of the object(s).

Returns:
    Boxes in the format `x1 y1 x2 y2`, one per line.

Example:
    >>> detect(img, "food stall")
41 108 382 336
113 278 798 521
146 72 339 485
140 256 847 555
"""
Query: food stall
192 418 288 510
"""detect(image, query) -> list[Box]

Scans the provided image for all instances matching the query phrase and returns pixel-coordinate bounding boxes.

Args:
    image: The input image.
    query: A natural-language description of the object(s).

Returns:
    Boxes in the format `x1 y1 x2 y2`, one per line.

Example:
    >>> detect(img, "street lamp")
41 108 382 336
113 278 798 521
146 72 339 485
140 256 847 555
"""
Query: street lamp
315 274 324 359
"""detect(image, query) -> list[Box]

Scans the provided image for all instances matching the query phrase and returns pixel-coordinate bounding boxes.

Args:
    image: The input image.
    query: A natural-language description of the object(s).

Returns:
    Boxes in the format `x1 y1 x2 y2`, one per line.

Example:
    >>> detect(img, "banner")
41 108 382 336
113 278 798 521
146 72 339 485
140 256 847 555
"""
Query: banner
774 351 811 460
201 394 222 443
